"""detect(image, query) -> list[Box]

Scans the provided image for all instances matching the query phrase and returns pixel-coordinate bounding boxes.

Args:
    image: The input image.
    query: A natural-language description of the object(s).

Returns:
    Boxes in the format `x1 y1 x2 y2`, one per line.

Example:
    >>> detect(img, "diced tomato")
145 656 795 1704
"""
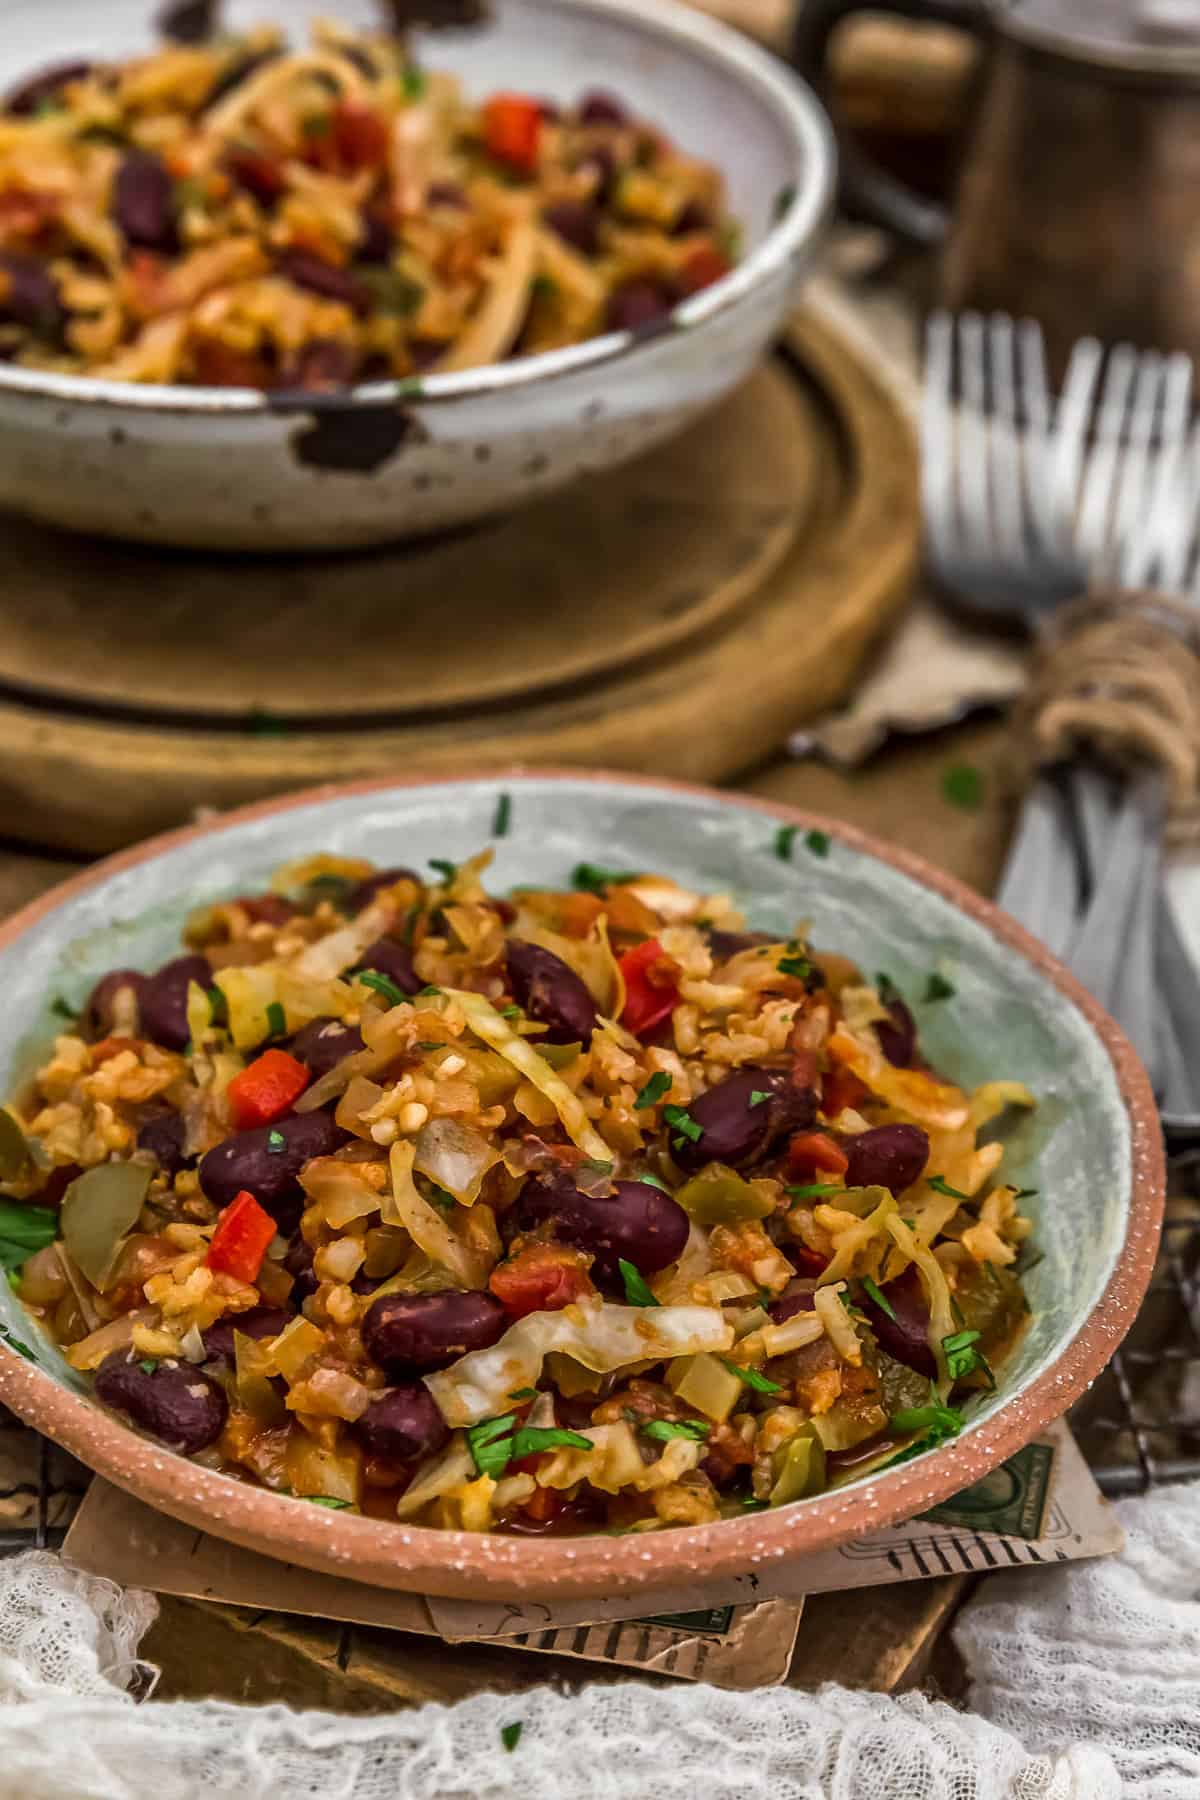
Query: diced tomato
332 101 390 171
90 1036 142 1066
791 1245 829 1275
235 894 298 927
519 1482 565 1525
483 93 542 174
785 1130 849 1180
190 338 275 389
226 147 287 205
676 242 731 296
205 1189 277 1284
489 1243 595 1318
821 1066 869 1117
618 938 681 1037
226 1048 309 1130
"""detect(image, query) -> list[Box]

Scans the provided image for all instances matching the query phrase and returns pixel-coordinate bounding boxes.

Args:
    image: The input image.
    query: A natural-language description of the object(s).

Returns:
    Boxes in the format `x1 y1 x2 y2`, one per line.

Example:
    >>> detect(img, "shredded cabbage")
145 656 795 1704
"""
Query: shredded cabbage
394 1435 474 1520
412 1118 500 1208
828 1024 971 1132
885 1212 958 1389
383 1140 487 1287
446 988 610 1159
424 1297 734 1427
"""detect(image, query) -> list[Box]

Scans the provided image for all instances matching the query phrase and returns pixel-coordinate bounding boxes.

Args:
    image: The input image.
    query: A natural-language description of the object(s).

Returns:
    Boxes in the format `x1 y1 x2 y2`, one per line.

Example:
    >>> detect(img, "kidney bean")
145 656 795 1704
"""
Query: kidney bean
356 938 420 997
362 1290 507 1373
506 940 597 1047
670 1069 816 1174
518 1174 688 1280
0 253 64 341
426 180 468 209
578 89 627 126
83 967 147 1038
768 1282 816 1323
6 60 92 116
347 866 420 912
277 249 370 314
199 1110 344 1217
137 1110 192 1177
703 928 774 962
351 1383 449 1461
226 146 286 206
139 954 211 1051
201 1304 293 1365
280 338 358 392
289 1017 364 1080
542 199 599 256
94 1349 227 1453
860 1264 936 1378
113 152 178 252
357 208 394 264
606 280 674 335
582 144 618 203
284 1234 318 1304
875 997 917 1068
843 1123 929 1196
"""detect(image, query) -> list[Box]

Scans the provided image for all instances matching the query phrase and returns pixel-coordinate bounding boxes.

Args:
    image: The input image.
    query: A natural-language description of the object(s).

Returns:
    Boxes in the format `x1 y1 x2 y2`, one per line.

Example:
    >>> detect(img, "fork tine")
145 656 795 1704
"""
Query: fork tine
1049 336 1103 553
1076 343 1137 573
1135 351 1192 589
957 311 992 561
986 313 1025 557
1110 350 1163 587
921 309 957 569
1017 318 1057 551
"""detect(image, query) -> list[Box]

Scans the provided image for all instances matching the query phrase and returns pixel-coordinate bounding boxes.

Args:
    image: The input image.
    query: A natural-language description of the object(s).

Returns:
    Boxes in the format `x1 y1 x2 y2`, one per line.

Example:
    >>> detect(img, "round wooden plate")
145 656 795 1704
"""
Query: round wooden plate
0 309 917 853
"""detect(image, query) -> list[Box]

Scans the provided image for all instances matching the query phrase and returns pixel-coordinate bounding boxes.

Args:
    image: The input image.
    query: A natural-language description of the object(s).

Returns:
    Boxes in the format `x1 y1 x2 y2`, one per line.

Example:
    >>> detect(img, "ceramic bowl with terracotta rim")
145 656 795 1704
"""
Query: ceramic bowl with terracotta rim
0 0 833 550
0 771 1163 1598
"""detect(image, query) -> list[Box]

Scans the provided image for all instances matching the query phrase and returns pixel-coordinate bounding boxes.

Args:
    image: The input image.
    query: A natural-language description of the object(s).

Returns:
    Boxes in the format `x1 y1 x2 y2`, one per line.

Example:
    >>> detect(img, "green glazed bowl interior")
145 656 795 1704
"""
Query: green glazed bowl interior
0 772 1163 1599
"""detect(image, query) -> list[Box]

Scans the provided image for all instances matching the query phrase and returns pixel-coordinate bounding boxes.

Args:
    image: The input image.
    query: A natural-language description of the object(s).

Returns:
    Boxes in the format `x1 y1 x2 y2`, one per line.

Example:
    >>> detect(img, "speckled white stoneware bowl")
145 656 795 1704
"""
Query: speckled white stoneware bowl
0 772 1163 1599
0 0 833 549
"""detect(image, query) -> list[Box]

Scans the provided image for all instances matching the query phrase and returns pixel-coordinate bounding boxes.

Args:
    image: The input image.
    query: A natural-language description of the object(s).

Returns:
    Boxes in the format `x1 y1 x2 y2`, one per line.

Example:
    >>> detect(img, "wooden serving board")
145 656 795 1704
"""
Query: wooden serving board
0 308 917 855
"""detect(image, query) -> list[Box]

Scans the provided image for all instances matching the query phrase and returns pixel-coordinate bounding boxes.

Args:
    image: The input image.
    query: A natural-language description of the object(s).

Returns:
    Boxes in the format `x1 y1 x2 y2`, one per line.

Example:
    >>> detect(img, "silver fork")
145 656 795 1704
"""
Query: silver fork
922 311 1200 1109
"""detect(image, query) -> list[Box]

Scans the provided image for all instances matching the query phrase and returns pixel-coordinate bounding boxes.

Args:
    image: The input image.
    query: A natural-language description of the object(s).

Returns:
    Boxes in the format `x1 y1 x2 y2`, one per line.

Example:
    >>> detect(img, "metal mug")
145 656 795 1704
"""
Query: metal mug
794 0 1200 377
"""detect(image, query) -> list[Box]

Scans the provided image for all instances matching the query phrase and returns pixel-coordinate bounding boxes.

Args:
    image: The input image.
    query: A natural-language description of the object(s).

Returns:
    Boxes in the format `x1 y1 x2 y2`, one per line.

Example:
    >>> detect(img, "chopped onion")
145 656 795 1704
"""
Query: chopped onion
813 1283 862 1366
290 896 395 985
178 1322 207 1364
264 1315 327 1381
666 1352 743 1422
412 1119 500 1208
632 1436 704 1491
66 1307 157 1371
447 989 610 1159
283 1432 362 1506
424 1297 733 1427
536 1422 644 1494
382 1141 488 1287
815 1187 896 1287
300 1158 382 1229
394 1434 474 1520
285 1366 373 1422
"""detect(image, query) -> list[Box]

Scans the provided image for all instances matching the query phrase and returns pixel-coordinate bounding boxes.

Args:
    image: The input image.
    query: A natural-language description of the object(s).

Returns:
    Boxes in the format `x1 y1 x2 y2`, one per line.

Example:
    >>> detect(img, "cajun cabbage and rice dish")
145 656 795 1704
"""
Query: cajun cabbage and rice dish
0 841 1036 1535
0 20 738 389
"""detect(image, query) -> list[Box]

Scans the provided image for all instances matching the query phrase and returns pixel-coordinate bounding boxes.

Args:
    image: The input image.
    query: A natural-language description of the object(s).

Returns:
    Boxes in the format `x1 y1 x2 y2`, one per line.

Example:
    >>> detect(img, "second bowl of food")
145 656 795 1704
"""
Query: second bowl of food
0 771 1162 1598
0 0 832 547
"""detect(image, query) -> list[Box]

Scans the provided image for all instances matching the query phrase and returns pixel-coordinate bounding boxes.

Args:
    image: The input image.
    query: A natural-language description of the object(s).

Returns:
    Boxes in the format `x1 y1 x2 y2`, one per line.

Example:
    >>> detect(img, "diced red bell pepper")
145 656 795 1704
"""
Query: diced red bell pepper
332 101 391 171
205 1189 277 1284
618 938 681 1037
489 1243 595 1319
90 1036 142 1066
226 1047 309 1130
786 1130 849 1180
676 243 731 296
483 93 542 173
235 893 298 927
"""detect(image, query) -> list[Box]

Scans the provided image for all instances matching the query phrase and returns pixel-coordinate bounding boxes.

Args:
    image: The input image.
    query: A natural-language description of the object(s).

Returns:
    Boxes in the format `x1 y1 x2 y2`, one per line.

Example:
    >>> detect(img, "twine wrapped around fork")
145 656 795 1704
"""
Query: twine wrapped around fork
1014 590 1200 841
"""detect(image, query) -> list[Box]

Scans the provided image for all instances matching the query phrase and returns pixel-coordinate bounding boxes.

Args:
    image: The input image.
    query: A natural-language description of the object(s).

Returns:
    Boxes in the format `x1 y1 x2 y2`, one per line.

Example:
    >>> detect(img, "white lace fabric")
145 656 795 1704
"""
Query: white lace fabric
0 1484 1197 1799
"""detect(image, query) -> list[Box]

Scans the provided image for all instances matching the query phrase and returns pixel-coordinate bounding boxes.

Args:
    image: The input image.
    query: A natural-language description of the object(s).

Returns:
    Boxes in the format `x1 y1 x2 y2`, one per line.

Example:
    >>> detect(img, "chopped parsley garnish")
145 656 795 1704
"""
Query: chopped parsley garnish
266 1129 286 1154
508 1387 537 1400
662 1105 702 1147
303 1495 351 1509
360 267 423 318
722 1361 782 1395
640 1418 710 1443
501 1722 523 1754
465 1413 592 1479
618 1258 659 1307
928 1175 971 1202
773 824 797 860
942 763 984 810
748 1089 771 1107
305 873 352 903
923 972 956 1003
875 972 900 1004
805 829 831 858
739 1496 769 1511
638 1173 670 1193
499 1003 522 1019
416 984 442 998
401 64 427 99
777 955 812 981
578 1158 614 1178
428 858 457 883
50 996 77 1021
358 970 406 1007
137 1359 158 1375
571 863 641 893
883 1391 965 1467
428 1188 456 1211
264 1001 286 1039
786 1182 842 1200
1013 1187 1039 1201
839 1290 866 1321
207 985 228 1025
634 1071 671 1110
942 1328 995 1388
862 1275 895 1321
513 1424 593 1457
415 1041 443 1052
492 792 511 836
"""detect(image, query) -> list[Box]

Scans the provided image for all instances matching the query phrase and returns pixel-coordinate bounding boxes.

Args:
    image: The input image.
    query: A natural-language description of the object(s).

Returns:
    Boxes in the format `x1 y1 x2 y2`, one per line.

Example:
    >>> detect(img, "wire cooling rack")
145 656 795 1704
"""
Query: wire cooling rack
0 1159 1195 1551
